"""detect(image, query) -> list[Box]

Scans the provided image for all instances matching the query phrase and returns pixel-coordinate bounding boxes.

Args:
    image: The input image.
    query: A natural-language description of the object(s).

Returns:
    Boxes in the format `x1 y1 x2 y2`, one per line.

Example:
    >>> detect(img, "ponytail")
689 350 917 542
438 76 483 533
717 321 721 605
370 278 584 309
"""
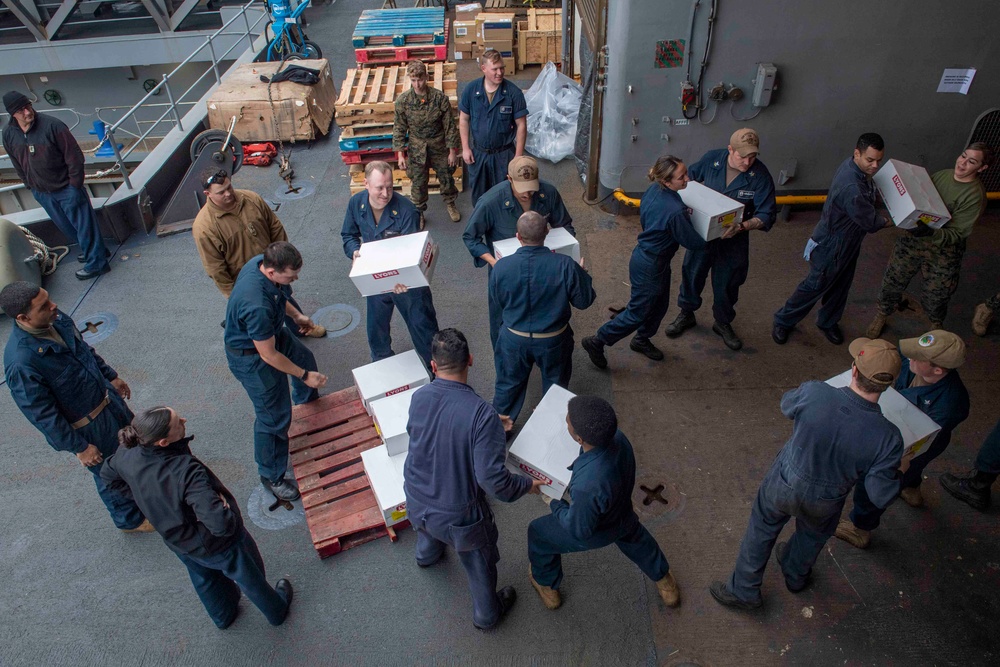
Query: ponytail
648 155 683 184
118 406 172 448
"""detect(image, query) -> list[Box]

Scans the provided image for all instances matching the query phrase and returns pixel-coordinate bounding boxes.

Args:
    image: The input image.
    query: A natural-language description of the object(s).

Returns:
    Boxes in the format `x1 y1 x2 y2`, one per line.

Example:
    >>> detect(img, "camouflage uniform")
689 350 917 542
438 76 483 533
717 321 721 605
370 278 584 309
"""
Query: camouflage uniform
875 169 986 324
393 85 460 212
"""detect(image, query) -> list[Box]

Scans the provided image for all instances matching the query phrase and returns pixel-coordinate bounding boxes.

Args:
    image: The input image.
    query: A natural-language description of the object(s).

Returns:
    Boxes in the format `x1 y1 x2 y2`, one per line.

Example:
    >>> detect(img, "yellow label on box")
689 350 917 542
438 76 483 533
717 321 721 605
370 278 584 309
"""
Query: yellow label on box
721 212 736 227
910 435 929 455
390 509 407 521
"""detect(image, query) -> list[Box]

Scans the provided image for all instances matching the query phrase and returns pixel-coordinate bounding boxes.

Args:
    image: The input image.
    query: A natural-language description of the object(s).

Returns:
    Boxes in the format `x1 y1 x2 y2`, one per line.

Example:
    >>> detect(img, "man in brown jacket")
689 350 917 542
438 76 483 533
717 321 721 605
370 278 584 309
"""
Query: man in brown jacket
192 169 325 337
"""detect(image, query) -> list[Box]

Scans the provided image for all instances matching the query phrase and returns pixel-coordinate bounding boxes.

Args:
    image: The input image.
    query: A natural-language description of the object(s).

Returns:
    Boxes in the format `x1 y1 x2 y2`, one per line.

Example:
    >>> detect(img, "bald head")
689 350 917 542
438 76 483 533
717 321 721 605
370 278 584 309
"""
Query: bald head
516 211 548 245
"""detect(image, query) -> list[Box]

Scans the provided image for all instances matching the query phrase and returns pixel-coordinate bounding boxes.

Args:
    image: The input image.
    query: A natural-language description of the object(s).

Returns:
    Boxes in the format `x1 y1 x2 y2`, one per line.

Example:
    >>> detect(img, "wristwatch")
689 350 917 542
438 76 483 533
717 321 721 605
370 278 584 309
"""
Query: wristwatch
301 369 309 381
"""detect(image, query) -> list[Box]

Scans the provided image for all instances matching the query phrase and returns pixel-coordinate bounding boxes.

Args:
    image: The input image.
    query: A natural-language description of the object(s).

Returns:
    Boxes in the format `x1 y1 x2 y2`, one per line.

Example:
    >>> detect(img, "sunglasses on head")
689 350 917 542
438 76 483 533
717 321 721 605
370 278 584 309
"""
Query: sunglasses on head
204 170 229 189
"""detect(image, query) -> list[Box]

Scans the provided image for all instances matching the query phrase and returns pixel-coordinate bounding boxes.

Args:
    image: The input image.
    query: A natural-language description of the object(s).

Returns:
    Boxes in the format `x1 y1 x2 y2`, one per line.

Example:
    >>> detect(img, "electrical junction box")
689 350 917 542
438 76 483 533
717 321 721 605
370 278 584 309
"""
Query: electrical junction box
752 63 777 107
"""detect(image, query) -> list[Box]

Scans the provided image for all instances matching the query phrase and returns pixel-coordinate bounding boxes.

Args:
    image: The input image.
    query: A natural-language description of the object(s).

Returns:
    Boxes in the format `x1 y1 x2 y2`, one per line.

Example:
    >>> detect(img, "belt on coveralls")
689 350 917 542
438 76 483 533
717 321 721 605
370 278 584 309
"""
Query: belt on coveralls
70 393 110 430
225 346 259 356
480 143 514 155
507 324 568 339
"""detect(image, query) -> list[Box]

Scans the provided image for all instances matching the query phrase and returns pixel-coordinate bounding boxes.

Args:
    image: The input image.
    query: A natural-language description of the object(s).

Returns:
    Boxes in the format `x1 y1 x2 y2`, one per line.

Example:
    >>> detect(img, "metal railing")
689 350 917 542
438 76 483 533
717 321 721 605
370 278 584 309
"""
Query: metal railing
105 1 269 190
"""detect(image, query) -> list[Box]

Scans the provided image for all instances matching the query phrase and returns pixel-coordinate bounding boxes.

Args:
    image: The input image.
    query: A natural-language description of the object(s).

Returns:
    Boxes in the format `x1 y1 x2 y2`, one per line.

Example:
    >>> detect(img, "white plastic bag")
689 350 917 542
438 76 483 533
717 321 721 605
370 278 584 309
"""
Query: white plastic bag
524 62 582 164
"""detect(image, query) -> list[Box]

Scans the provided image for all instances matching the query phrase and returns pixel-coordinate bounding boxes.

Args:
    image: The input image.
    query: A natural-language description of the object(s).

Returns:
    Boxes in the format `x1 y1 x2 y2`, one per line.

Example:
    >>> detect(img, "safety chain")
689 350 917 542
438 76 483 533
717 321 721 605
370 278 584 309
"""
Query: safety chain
266 55 296 193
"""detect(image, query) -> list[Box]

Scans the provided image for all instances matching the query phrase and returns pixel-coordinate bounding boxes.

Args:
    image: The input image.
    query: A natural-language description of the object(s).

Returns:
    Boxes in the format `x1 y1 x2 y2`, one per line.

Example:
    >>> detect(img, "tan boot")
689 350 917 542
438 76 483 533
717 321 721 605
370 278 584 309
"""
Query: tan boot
529 567 561 610
866 312 887 338
121 518 155 533
446 201 461 222
834 519 870 549
972 302 994 337
899 486 923 507
305 324 327 338
655 571 680 607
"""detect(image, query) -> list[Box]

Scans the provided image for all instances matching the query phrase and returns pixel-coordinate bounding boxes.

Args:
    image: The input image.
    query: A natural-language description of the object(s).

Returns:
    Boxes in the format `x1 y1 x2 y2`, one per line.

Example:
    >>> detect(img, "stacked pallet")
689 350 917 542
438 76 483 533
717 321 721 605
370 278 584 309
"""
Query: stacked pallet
336 62 463 195
353 7 451 66
482 0 561 16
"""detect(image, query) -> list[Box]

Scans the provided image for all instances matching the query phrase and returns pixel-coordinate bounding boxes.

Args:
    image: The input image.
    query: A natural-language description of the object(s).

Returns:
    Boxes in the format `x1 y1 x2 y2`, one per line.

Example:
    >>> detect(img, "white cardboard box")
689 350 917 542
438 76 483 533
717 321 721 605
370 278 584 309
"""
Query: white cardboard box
370 386 420 456
873 159 951 229
825 370 941 455
492 226 581 262
349 231 438 297
352 350 430 415
505 384 579 499
679 181 745 242
361 445 408 527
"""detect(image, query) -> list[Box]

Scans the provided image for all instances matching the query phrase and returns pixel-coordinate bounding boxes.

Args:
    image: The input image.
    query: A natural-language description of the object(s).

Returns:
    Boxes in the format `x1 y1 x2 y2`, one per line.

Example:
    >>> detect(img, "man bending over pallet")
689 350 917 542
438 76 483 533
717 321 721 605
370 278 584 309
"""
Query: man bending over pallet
394 59 461 229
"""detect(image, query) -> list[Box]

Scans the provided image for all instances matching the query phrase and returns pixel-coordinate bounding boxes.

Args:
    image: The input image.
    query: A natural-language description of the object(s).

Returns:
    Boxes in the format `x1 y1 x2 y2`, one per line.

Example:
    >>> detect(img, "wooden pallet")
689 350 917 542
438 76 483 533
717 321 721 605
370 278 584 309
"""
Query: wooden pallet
483 0 561 15
336 62 457 125
516 9 562 70
353 7 446 48
288 387 405 558
356 29 451 65
348 164 464 195
341 147 399 165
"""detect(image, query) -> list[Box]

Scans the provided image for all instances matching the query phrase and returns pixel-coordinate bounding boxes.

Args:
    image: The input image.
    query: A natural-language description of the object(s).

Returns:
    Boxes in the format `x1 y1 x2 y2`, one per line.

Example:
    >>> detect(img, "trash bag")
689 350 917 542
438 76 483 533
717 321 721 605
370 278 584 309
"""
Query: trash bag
524 62 583 164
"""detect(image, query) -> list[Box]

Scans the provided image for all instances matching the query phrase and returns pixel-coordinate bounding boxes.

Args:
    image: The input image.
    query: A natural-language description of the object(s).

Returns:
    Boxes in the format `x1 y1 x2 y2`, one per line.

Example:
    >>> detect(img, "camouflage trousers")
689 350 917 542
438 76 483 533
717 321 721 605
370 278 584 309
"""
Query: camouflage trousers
986 291 1000 311
407 140 457 212
875 234 965 324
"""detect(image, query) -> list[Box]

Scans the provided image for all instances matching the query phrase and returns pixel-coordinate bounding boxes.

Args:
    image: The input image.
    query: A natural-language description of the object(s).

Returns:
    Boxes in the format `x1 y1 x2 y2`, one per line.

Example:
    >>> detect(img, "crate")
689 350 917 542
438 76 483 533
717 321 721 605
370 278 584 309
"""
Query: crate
206 59 337 143
288 387 408 559
483 0 560 16
335 62 457 126
517 9 562 70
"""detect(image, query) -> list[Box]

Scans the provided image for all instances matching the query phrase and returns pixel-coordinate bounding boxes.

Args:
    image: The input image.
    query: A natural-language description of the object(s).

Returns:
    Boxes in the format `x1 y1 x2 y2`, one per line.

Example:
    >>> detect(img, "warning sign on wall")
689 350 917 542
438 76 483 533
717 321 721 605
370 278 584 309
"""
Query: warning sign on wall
655 40 685 69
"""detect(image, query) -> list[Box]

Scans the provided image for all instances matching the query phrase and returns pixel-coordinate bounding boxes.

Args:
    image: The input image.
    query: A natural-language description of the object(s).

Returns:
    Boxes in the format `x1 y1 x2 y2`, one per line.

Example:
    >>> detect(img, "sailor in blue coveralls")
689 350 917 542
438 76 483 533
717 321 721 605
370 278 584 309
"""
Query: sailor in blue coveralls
526 396 680 611
835 330 969 549
772 133 891 346
225 242 327 502
459 49 528 206
710 339 904 609
490 211 595 423
666 128 777 351
941 416 1000 511
341 161 440 369
2 281 149 531
581 156 706 369
463 155 575 350
403 328 543 630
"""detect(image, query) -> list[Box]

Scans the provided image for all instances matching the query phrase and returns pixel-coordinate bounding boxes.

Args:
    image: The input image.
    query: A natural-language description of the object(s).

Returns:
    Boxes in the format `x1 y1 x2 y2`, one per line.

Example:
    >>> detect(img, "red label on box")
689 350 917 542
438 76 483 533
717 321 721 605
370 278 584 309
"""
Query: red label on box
373 270 400 279
385 384 410 396
518 462 553 485
892 174 906 196
422 243 434 267
395 503 407 512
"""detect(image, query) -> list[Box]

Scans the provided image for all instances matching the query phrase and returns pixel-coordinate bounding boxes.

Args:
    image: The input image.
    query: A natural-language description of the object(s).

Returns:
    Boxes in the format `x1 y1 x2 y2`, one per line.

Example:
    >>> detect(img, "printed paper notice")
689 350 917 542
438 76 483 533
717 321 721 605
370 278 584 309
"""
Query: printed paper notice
936 68 976 95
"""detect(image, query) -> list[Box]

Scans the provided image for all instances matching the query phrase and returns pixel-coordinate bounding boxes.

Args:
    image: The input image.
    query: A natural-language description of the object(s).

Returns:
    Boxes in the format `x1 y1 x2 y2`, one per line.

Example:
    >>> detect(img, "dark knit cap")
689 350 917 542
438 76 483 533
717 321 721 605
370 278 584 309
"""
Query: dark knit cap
3 91 31 115
567 395 618 448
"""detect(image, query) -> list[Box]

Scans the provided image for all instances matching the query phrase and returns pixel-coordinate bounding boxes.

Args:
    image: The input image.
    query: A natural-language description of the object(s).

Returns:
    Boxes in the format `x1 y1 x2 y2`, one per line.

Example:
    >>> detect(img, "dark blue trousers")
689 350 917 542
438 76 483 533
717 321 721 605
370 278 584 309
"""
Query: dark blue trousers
727 463 842 603
410 499 503 629
487 265 503 351
33 186 110 274
177 528 290 628
83 393 144 529
527 512 669 590
774 245 860 330
227 329 318 482
677 234 750 325
849 479 894 531
469 147 514 207
493 328 573 423
366 286 439 369
597 251 670 346
975 418 1000 474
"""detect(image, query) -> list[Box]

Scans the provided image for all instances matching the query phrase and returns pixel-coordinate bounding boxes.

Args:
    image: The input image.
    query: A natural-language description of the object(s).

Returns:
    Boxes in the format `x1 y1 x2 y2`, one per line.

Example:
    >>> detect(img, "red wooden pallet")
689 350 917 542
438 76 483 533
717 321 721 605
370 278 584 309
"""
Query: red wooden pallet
355 28 450 65
341 147 398 165
288 386 408 558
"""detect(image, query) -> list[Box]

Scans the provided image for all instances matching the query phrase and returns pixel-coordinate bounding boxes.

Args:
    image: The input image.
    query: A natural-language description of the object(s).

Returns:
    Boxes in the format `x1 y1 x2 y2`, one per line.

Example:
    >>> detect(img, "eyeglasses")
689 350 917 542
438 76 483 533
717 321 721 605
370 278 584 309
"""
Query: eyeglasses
204 170 229 189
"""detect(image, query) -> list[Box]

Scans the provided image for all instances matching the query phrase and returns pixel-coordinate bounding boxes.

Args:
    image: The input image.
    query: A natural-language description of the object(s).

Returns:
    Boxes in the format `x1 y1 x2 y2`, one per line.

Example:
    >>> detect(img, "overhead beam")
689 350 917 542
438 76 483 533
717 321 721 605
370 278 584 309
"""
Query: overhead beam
139 0 171 32
167 0 200 31
45 0 81 40
1 0 48 41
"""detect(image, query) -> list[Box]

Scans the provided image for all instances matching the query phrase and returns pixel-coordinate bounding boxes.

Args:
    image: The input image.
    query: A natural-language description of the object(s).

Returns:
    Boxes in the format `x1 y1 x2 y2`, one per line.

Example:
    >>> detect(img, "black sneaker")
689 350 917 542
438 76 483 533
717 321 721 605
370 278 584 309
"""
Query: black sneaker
75 264 111 280
771 324 789 345
475 586 517 631
274 579 293 625
665 310 696 338
940 471 992 511
712 322 743 350
774 541 811 593
262 476 301 501
581 336 608 369
818 323 844 345
709 580 762 610
629 337 664 361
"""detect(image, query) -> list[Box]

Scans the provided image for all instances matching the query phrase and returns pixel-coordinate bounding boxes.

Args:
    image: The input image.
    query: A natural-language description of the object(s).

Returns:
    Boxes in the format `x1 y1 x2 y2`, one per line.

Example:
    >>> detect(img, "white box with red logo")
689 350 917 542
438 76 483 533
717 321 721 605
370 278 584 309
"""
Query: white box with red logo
361 445 408 527
492 226 581 263
505 384 579 499
873 159 951 229
825 370 941 456
349 231 439 297
370 385 420 456
352 350 430 416
678 180 745 242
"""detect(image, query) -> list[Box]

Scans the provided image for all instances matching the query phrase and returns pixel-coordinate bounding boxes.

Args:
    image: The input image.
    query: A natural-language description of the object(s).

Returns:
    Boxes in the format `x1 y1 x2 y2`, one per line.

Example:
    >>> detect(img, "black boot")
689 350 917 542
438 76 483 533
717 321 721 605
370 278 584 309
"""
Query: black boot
940 470 996 511
665 310 696 337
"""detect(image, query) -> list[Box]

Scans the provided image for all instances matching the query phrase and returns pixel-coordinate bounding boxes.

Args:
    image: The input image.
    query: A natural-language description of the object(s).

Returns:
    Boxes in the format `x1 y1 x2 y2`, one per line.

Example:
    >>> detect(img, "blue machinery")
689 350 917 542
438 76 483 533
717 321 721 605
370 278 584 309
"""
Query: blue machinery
265 0 323 61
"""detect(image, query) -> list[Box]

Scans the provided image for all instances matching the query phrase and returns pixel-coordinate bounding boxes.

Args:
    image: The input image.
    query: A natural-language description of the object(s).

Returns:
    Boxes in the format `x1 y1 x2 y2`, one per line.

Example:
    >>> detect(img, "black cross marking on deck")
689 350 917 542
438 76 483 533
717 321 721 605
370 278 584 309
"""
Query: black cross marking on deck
640 484 669 506
83 320 104 334
268 497 294 512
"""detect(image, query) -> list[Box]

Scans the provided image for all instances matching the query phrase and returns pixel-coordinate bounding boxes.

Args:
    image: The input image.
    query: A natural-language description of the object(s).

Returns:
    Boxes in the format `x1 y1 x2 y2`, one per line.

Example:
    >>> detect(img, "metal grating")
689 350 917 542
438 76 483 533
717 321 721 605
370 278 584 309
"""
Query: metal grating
966 107 1000 192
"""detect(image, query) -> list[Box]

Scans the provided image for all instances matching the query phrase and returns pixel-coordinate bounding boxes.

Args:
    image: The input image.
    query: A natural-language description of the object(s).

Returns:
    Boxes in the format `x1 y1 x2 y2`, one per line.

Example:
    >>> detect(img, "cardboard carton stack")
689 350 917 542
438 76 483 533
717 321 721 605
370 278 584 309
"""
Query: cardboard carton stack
354 352 432 528
453 2 481 60
873 159 952 230
477 12 516 71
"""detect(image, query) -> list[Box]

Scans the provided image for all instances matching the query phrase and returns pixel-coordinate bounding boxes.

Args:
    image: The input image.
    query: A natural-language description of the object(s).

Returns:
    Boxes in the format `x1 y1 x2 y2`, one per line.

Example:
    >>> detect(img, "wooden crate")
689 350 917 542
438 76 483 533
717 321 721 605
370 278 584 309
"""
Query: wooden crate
483 0 561 16
336 62 457 126
288 387 406 558
516 9 561 70
207 59 337 142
